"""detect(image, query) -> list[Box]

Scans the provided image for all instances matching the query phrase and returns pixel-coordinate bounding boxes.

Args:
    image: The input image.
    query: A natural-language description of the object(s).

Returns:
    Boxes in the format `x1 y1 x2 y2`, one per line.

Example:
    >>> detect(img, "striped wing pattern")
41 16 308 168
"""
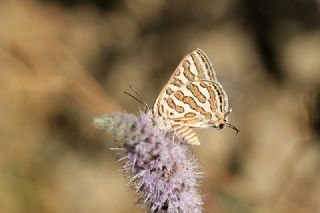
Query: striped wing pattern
153 48 217 117
153 48 230 145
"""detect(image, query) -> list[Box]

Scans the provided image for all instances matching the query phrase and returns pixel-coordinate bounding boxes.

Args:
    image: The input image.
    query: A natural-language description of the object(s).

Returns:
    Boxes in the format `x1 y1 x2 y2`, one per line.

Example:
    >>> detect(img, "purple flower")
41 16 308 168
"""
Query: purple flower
94 113 204 213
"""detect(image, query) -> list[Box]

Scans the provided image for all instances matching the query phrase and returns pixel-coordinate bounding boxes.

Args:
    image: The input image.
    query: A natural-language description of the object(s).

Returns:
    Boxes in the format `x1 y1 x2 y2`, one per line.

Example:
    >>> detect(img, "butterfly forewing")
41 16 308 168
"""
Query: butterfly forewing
165 81 228 126
154 49 217 116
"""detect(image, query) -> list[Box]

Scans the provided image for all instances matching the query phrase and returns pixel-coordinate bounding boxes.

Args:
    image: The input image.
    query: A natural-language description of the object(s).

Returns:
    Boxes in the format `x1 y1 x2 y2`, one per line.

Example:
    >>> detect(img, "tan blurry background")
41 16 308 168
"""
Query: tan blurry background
1 0 320 212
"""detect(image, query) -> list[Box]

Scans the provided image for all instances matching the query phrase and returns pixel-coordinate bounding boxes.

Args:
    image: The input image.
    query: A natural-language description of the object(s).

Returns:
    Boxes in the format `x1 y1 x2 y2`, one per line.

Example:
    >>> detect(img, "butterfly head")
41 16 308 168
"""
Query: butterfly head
213 109 239 134
212 112 228 129
215 121 226 130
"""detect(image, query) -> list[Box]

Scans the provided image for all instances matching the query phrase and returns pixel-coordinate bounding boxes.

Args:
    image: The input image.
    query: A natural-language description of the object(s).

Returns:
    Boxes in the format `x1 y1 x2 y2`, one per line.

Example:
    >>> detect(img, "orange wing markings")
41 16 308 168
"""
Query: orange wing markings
166 97 176 109
182 60 195 81
176 106 185 113
186 83 206 103
170 87 212 121
196 49 215 80
174 91 184 101
211 83 225 112
169 77 183 87
185 112 196 118
190 52 205 79
166 97 185 113
206 84 218 112
182 96 212 120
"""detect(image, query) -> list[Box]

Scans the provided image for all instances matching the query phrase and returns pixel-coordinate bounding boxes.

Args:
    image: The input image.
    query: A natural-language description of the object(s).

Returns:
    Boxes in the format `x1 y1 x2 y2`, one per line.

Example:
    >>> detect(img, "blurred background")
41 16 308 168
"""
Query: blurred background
0 0 320 212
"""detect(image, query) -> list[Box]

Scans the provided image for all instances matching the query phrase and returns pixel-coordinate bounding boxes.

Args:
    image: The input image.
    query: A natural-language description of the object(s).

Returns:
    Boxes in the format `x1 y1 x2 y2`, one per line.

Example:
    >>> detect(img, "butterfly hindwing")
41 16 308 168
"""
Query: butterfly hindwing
160 81 228 128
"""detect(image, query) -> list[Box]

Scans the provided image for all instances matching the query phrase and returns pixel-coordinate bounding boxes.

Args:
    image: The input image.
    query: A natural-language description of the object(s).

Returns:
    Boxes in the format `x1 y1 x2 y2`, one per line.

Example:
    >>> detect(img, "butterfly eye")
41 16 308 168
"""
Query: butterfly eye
218 124 225 129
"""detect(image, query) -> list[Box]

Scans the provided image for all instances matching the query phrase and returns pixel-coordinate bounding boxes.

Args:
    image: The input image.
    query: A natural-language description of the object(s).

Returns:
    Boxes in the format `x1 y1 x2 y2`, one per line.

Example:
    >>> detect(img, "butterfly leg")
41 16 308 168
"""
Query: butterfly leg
164 131 175 143
172 127 179 143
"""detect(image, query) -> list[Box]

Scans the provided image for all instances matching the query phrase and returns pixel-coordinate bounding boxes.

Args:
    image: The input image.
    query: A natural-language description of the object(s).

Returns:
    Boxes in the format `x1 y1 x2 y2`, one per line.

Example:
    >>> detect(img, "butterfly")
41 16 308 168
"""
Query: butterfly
150 48 238 145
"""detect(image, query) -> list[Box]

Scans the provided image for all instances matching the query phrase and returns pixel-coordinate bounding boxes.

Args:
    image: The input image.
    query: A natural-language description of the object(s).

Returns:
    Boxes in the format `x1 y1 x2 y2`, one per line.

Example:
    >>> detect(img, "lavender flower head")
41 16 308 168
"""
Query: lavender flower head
94 112 203 213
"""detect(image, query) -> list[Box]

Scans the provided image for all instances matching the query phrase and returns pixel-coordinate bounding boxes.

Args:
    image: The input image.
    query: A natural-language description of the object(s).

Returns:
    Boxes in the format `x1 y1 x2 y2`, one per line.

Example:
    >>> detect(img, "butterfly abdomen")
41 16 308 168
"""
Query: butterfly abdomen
173 125 200 145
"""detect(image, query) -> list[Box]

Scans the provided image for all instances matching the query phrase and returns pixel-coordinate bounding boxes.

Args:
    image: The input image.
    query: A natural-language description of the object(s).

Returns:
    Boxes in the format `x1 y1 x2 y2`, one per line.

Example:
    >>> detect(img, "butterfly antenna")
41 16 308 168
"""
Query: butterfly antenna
129 84 150 110
123 91 145 106
225 123 239 134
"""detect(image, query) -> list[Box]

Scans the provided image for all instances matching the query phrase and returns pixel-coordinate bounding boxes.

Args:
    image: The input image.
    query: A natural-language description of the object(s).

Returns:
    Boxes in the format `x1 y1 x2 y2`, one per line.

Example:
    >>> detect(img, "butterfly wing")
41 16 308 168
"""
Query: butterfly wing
153 48 217 117
152 48 229 145
161 81 229 127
